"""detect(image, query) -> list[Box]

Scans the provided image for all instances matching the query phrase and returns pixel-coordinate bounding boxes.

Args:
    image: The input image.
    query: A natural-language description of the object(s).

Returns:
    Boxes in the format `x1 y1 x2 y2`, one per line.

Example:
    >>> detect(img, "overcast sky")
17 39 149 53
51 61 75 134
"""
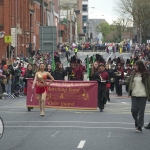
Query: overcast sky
88 0 118 23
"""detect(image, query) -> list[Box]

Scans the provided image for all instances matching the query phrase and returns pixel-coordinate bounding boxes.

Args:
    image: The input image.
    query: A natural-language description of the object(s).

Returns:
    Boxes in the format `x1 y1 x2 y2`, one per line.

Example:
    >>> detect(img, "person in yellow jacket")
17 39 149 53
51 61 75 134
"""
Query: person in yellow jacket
74 48 78 55
119 43 123 54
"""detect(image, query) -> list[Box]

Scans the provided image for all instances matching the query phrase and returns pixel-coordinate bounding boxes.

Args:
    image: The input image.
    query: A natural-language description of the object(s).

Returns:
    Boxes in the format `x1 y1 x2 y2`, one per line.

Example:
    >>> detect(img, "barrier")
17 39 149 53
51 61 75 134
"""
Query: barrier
26 79 98 110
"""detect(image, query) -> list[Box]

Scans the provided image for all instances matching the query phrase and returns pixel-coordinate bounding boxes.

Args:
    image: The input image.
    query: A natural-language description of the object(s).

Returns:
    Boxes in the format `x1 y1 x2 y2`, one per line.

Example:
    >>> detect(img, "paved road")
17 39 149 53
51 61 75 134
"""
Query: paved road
0 95 150 150
1 52 150 150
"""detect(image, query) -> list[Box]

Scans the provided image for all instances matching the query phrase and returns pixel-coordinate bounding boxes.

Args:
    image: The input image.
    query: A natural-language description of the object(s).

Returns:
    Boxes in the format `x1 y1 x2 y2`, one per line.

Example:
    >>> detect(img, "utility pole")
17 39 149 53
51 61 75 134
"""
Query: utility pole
140 24 142 44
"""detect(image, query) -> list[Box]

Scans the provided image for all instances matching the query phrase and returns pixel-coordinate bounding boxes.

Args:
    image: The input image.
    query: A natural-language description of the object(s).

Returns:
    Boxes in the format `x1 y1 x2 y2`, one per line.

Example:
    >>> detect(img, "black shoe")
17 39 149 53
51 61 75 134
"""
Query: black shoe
144 123 150 129
100 109 103 112
136 127 142 133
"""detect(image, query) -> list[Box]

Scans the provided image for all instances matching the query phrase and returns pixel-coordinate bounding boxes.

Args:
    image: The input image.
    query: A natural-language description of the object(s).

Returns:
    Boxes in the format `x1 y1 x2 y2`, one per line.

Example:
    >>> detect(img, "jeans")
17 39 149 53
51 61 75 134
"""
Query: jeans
5 84 11 94
131 96 147 127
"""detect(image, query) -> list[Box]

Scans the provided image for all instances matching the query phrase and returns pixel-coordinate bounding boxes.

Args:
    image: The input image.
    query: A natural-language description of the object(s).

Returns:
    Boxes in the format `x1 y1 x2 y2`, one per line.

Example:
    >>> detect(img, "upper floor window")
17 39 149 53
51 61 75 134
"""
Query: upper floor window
82 15 88 22
0 0 4 4
82 5 88 12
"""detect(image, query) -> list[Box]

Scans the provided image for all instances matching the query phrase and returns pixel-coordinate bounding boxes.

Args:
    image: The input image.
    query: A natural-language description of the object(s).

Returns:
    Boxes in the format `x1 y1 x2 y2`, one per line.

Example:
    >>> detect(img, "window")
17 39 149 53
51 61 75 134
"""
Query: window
0 0 4 4
82 5 88 12
82 16 88 23
83 26 86 33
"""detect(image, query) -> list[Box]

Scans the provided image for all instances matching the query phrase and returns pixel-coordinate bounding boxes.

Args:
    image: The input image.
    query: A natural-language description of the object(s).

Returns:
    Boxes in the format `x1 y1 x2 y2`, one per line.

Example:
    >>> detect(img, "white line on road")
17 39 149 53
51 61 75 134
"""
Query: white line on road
108 132 111 137
52 131 59 137
77 140 86 149
4 121 135 124
4 126 136 130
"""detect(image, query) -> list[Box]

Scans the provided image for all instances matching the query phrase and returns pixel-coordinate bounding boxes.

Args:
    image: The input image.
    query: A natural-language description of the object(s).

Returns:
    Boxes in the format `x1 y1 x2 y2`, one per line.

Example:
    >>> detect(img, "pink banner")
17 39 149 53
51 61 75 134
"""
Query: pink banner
26 79 98 109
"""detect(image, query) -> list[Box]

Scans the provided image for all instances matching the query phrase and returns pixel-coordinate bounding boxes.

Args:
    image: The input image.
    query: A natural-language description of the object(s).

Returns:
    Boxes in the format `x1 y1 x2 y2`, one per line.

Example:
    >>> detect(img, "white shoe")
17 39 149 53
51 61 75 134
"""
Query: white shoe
3 93 8 95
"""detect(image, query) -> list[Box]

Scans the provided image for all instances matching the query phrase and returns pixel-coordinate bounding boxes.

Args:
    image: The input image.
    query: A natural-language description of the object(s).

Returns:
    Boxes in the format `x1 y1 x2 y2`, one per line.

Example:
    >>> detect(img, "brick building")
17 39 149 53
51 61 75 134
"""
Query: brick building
0 0 51 59
0 0 30 59
29 0 48 54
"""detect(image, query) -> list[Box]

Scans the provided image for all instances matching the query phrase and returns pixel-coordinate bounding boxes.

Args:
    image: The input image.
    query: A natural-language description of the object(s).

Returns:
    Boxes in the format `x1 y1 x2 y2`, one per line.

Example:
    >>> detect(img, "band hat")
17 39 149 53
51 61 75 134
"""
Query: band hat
99 63 105 66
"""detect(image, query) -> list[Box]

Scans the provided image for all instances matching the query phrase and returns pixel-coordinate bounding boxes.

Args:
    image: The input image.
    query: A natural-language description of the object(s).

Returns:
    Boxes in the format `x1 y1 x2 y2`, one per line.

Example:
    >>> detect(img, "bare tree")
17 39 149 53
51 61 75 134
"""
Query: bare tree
114 0 150 42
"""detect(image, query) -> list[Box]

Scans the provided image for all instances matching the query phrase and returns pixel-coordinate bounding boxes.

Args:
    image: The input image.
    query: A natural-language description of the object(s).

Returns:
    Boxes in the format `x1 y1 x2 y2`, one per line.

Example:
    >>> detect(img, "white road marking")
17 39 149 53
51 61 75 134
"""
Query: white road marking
52 131 59 137
122 102 127 104
5 126 135 130
4 121 136 124
77 140 86 149
108 132 111 137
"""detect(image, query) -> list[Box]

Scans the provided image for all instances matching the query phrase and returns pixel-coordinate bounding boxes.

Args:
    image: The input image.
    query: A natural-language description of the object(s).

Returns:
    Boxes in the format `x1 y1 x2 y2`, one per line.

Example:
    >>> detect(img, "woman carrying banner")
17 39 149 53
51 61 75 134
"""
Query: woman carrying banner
23 64 35 95
32 63 54 116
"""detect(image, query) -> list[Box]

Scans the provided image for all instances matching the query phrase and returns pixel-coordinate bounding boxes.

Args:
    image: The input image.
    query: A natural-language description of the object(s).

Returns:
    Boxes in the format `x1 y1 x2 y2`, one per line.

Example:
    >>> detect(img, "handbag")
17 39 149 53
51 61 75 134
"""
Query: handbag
3 79 7 84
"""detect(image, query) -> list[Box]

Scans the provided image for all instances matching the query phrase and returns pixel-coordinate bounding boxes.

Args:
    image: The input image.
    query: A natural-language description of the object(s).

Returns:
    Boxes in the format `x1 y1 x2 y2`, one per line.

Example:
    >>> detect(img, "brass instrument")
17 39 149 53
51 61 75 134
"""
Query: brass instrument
110 78 115 82
70 71 75 77
124 72 130 83
114 71 121 76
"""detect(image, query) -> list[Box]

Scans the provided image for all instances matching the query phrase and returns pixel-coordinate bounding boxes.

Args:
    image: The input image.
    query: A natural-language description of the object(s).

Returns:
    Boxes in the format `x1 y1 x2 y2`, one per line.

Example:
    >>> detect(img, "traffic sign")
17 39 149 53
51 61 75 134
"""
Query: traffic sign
4 36 12 43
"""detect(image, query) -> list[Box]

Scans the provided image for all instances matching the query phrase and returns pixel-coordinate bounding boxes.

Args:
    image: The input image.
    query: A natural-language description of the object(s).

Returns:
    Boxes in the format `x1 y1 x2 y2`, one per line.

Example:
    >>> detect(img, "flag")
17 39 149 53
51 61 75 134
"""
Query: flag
52 55 55 71
93 55 95 63
87 55 90 81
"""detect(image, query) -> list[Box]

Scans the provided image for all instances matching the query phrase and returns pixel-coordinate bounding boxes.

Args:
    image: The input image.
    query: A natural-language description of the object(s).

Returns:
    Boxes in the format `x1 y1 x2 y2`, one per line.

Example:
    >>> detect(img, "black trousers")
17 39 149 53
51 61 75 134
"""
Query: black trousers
131 96 147 127
115 82 122 96
126 85 129 92
110 82 114 91
98 88 106 109
106 88 110 101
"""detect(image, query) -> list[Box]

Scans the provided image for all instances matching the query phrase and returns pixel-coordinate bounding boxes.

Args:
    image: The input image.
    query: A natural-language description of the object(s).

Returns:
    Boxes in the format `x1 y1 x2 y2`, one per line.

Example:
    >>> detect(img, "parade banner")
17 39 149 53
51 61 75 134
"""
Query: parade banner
26 79 98 110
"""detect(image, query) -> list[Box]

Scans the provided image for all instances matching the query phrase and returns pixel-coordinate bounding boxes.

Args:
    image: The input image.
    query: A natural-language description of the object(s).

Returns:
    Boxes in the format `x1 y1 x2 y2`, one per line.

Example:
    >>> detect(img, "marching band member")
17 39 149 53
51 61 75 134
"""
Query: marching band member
105 64 111 102
93 63 109 112
109 61 115 92
32 63 54 116
113 58 124 96
79 60 86 80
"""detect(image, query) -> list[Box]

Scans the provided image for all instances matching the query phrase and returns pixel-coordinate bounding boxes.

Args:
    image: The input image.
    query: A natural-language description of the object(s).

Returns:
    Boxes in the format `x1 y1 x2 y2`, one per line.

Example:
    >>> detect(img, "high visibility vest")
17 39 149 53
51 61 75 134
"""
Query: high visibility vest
66 47 68 51
74 48 78 52
130 60 134 65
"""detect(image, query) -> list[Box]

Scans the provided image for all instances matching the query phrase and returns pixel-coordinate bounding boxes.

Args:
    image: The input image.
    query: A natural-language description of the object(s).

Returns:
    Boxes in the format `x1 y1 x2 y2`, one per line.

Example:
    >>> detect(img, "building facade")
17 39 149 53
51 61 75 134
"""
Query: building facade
89 19 106 42
0 0 30 59
0 0 60 59
82 0 88 34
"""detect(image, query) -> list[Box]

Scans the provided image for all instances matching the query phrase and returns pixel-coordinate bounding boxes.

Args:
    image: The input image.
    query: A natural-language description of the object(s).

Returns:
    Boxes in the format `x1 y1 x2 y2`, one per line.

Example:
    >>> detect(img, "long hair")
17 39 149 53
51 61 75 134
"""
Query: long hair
26 64 33 74
90 62 99 77
135 60 149 83
38 63 45 71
